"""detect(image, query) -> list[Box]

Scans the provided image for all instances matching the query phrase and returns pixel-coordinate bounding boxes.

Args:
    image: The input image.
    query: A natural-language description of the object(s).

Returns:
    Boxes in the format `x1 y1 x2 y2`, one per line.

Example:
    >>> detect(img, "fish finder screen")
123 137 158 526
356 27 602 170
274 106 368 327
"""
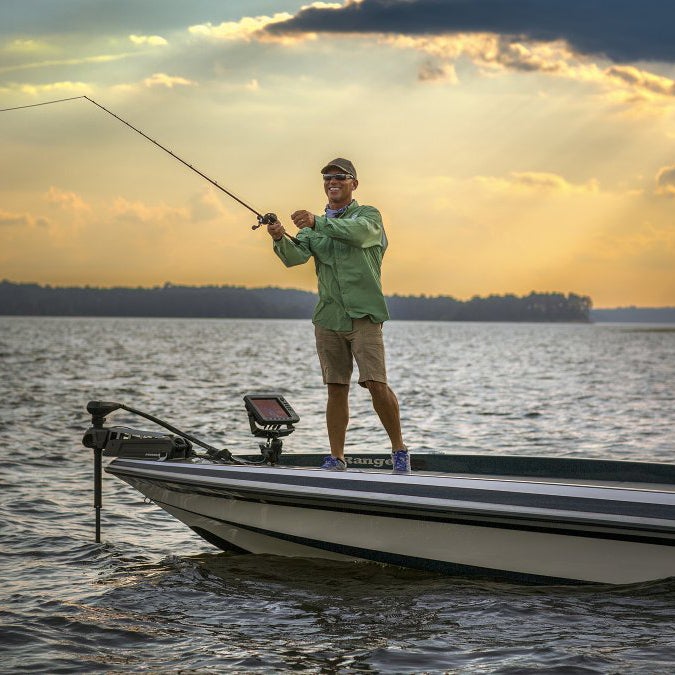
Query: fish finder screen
253 398 288 421
244 393 299 426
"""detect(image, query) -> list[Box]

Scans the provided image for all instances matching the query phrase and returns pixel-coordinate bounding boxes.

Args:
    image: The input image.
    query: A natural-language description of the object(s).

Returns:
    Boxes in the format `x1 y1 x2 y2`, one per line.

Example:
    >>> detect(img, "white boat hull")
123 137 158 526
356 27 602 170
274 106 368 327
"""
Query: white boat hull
107 459 675 585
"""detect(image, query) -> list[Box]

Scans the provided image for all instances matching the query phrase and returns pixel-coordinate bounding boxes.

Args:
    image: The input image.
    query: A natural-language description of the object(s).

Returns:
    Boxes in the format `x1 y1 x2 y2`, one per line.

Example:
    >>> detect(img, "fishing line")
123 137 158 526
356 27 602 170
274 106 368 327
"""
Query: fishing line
0 95 87 112
1 95 297 241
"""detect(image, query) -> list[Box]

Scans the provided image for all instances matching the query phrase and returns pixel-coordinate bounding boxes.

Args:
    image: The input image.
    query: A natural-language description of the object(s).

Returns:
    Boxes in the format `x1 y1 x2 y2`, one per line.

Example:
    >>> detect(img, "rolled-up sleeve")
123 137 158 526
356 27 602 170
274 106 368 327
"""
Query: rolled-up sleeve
273 231 313 267
314 205 383 248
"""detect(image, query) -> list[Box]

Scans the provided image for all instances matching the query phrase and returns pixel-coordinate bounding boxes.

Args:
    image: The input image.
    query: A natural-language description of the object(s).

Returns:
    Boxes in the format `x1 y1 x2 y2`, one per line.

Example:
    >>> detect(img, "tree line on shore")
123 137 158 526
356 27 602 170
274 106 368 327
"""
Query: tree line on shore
0 280 593 322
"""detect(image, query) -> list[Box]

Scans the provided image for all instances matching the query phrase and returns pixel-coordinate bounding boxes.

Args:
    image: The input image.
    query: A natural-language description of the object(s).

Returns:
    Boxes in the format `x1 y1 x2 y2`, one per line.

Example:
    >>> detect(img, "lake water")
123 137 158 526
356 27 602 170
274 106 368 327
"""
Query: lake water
1 317 674 673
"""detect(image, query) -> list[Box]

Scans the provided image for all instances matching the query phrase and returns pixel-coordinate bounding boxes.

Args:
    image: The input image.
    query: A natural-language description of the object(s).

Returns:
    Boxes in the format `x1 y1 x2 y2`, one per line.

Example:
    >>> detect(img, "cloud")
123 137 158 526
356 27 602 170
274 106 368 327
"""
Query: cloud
110 72 196 95
111 197 188 225
0 209 49 228
45 187 91 213
606 66 675 97
142 72 195 88
129 34 168 47
418 59 458 83
3 38 54 54
383 33 675 108
655 165 675 197
187 189 230 222
257 4 675 108
0 52 134 75
188 4 343 44
265 0 675 64
1 81 91 97
189 13 295 41
474 171 599 195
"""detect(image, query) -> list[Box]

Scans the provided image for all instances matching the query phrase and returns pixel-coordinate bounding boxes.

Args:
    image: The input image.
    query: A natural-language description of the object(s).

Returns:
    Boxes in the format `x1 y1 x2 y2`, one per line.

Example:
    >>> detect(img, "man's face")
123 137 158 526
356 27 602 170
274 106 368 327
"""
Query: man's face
323 167 357 208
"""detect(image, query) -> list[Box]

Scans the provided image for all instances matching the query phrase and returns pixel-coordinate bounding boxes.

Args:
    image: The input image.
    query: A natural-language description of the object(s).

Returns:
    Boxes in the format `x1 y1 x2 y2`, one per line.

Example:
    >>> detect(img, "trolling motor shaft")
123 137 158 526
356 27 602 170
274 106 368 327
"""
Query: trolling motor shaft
83 401 120 543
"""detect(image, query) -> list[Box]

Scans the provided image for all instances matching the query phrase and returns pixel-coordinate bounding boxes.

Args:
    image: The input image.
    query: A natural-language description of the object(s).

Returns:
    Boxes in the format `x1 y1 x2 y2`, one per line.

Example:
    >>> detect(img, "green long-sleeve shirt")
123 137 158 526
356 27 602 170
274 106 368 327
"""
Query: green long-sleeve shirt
273 200 390 331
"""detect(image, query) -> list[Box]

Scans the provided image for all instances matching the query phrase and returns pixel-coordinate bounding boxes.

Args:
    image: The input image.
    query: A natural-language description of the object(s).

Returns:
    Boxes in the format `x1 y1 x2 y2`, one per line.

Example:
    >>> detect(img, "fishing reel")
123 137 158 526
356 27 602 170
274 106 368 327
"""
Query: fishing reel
253 212 300 244
252 212 278 230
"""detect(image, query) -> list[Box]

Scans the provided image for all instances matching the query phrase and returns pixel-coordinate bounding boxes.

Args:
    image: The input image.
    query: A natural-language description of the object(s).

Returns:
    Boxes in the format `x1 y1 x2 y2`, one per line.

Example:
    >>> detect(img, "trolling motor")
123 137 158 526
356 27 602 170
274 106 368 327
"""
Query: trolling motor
82 400 204 543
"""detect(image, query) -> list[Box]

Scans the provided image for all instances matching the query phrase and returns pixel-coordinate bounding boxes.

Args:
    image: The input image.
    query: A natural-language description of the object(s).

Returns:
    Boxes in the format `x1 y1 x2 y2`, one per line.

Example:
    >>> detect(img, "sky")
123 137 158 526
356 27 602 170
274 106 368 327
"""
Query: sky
1 0 674 307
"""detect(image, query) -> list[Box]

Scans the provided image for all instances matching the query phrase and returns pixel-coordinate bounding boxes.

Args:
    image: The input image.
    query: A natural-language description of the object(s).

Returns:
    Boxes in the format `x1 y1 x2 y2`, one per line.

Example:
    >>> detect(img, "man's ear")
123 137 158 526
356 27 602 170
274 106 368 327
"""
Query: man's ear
352 179 358 190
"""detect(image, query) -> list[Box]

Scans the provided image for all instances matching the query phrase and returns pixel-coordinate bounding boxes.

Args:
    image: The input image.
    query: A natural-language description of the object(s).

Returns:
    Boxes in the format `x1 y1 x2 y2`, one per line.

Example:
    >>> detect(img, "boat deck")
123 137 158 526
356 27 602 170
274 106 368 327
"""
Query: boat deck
228 452 675 492
314 468 675 492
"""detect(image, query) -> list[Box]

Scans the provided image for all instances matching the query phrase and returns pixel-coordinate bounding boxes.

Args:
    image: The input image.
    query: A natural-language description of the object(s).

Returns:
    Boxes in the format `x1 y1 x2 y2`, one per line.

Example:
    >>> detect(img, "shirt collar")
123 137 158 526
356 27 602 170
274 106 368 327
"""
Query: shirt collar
325 200 354 218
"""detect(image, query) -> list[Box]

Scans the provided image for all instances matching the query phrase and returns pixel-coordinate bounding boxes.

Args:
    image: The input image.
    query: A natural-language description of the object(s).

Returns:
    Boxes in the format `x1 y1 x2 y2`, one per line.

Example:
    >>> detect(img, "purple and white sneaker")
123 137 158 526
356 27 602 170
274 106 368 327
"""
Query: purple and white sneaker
391 449 412 474
320 455 347 471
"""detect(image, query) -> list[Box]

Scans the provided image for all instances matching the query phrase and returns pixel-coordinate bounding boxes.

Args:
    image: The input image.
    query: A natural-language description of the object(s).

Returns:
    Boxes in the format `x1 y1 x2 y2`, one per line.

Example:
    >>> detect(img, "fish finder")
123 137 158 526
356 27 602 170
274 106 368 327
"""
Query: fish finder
243 393 299 465
244 393 299 426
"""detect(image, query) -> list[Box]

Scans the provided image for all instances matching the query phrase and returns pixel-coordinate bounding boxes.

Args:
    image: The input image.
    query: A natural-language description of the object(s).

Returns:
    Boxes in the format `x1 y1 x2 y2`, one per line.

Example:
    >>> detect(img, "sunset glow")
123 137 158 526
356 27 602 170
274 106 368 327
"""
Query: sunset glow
2 1 674 306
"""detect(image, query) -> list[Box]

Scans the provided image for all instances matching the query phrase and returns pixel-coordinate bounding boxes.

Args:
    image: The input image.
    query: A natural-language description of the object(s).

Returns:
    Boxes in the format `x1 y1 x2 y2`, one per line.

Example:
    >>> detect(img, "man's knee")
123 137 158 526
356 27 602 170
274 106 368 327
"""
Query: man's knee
327 383 350 400
364 380 388 397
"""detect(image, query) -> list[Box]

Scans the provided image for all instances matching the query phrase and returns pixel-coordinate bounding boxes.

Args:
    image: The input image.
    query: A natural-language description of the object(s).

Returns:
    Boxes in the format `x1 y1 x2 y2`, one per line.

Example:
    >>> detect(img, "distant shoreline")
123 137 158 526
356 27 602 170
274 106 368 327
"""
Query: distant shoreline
1 280 673 322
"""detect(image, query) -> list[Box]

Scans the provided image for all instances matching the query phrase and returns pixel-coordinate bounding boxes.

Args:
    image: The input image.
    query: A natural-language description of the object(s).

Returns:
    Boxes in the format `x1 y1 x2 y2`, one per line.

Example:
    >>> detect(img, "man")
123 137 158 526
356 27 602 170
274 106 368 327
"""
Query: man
266 158 410 474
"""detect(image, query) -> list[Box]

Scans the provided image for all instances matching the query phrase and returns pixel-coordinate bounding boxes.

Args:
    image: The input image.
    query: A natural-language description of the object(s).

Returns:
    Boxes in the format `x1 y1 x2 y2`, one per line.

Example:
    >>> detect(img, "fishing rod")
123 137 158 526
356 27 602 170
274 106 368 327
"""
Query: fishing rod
0 95 298 242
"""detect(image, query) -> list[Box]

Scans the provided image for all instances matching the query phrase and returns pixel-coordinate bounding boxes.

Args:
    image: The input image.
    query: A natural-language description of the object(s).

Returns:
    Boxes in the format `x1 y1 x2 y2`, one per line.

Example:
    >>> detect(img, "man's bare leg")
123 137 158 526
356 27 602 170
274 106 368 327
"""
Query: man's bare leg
364 380 404 450
326 383 349 458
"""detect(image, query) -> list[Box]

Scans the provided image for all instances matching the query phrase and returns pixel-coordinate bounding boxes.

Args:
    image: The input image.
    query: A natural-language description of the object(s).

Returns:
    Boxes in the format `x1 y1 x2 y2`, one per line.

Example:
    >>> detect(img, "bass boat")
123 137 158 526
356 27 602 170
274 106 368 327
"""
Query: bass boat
82 393 675 585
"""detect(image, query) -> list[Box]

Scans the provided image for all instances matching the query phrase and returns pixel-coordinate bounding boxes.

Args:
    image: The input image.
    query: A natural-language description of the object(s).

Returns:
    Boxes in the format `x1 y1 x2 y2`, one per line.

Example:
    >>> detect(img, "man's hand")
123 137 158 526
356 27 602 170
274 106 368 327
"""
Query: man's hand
291 210 315 229
267 219 286 241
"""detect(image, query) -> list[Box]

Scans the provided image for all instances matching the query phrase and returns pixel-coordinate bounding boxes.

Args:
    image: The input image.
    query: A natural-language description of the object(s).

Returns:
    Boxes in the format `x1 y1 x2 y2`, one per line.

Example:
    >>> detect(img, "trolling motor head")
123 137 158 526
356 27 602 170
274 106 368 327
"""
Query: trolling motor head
82 401 123 453
83 400 202 461
86 400 122 424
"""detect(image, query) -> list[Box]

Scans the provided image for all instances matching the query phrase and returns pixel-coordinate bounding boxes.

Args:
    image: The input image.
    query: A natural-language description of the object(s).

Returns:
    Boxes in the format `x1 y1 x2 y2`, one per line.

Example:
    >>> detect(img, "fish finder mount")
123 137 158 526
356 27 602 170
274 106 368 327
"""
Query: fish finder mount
243 393 299 465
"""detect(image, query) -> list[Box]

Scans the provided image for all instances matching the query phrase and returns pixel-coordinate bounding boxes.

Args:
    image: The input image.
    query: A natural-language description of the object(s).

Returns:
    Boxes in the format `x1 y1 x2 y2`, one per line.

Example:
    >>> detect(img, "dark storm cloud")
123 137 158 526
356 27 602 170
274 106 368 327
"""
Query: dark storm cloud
265 0 675 64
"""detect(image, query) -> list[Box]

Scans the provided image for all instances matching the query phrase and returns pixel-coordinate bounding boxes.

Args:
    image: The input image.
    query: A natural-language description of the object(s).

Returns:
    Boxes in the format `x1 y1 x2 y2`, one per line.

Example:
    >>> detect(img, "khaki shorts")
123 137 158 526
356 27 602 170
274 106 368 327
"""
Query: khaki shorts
315 317 388 387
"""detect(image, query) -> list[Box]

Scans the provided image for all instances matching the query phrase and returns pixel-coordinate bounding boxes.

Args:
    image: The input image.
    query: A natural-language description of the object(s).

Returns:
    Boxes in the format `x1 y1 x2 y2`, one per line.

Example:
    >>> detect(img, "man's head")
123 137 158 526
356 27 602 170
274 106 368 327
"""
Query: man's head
320 157 358 209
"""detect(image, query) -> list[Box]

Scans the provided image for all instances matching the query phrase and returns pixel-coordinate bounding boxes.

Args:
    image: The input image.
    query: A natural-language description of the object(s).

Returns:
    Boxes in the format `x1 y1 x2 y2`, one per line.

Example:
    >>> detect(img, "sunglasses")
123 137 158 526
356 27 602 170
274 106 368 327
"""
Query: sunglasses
322 173 354 181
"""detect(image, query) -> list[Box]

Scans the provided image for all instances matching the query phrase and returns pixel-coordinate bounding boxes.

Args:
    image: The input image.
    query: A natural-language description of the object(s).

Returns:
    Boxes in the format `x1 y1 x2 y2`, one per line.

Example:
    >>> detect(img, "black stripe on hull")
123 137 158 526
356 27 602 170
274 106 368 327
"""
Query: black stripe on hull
119 475 675 548
107 460 675 520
